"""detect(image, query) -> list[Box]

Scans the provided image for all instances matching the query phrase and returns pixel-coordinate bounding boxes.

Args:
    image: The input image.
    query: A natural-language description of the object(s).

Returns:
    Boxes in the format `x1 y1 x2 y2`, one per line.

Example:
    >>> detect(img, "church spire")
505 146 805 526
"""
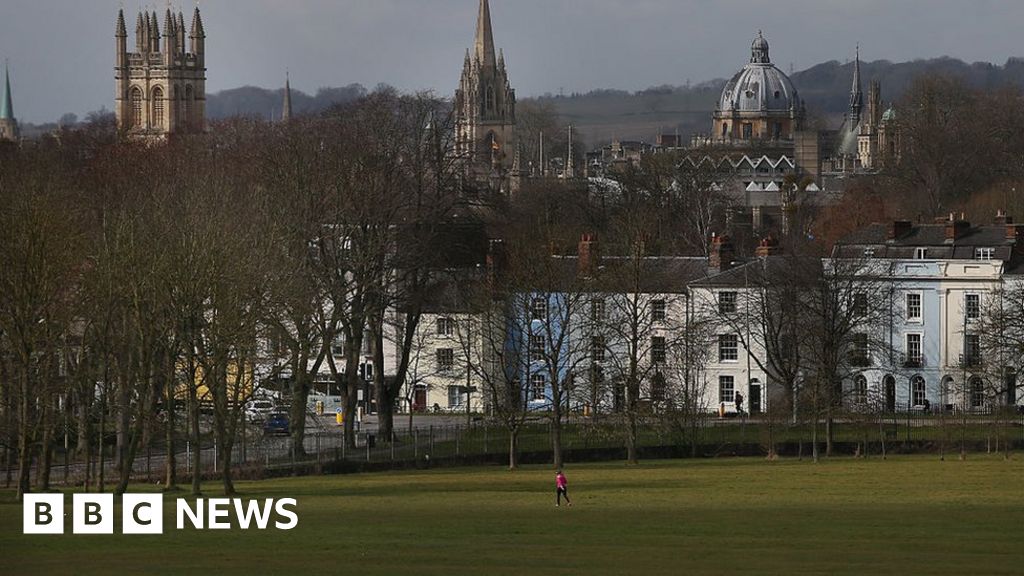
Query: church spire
282 72 292 122
1 62 13 122
474 0 496 67
849 45 863 124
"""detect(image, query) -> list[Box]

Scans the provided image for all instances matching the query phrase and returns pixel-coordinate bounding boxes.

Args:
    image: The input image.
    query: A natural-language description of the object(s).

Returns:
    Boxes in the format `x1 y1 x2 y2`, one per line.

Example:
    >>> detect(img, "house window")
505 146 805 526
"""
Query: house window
965 334 981 367
906 293 922 321
914 247 928 260
591 298 606 322
742 123 753 139
719 376 735 403
651 336 666 364
531 297 547 320
719 334 739 362
591 336 605 362
650 373 667 402
905 334 922 366
970 377 984 408
652 300 666 322
965 294 980 320
331 335 345 357
530 374 546 401
590 364 604 386
863 248 875 258
436 348 454 372
718 291 737 315
852 293 868 317
436 317 455 336
851 333 869 366
448 385 463 408
529 335 545 357
853 375 868 404
912 376 926 407
975 248 994 261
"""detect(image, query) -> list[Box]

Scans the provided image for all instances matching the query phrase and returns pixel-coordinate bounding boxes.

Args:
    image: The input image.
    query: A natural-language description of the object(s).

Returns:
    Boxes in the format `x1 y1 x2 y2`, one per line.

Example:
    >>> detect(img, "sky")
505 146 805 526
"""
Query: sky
2 0 1024 124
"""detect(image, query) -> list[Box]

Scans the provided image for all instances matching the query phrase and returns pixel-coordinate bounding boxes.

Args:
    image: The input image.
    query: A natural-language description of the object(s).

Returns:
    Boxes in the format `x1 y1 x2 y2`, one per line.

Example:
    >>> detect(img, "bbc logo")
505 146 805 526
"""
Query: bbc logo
24 494 164 535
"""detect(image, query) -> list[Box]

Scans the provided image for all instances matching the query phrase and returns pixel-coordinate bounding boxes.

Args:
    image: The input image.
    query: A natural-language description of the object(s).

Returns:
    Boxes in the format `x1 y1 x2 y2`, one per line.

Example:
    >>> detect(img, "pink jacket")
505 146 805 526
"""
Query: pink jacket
556 473 567 488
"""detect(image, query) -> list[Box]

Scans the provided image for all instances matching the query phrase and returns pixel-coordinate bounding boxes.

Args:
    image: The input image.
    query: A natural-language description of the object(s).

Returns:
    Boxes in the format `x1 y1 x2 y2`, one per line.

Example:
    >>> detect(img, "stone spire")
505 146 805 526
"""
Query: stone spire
565 124 574 178
150 12 160 53
474 0 496 67
0 61 18 141
136 12 145 52
1 62 13 121
849 45 863 125
282 72 292 122
116 9 127 38
177 11 186 53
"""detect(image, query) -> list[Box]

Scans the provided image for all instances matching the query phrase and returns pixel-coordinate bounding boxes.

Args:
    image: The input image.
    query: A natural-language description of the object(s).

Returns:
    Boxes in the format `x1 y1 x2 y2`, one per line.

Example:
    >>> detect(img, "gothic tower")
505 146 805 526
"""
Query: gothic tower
454 0 517 193
0 61 18 142
115 8 206 137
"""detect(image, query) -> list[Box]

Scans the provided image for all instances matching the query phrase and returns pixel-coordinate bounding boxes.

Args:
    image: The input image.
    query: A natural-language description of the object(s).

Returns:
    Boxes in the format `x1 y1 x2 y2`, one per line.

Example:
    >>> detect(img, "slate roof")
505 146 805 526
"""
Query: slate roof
832 222 1018 261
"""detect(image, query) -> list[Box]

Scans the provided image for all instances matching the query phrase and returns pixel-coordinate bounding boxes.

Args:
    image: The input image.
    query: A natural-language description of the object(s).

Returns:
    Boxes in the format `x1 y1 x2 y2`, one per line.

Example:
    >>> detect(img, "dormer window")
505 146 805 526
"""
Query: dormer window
975 247 994 261
914 247 928 260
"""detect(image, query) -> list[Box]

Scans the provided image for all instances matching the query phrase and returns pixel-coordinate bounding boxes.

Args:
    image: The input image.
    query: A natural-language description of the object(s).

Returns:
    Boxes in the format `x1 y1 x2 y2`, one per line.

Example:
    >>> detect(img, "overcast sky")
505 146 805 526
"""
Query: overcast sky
3 0 1023 123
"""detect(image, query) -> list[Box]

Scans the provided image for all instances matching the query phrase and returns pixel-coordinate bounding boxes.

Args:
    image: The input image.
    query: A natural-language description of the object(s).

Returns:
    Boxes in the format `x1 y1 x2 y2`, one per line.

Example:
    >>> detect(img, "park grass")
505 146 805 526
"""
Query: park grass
3 455 1024 575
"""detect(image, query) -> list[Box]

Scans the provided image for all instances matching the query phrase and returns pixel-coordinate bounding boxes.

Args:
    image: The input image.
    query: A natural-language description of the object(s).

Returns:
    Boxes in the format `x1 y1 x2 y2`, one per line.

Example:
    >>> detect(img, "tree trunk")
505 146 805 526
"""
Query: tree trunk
164 356 177 490
37 398 54 491
189 384 201 496
508 427 519 470
16 368 32 500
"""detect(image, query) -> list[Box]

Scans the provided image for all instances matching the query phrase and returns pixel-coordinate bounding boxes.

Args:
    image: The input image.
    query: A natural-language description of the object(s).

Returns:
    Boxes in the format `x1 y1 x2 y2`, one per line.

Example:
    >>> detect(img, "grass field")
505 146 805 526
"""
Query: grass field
4 456 1024 575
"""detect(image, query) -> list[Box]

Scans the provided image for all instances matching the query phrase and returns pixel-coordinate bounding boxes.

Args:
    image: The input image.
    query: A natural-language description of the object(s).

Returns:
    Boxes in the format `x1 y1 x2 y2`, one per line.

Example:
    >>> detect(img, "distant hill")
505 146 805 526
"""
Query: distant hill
533 56 1024 147
205 83 369 120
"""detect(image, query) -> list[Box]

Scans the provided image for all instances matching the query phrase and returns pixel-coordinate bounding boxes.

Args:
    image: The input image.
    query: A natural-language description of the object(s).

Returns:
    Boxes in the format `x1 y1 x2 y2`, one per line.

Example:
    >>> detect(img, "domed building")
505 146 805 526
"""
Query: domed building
712 32 804 143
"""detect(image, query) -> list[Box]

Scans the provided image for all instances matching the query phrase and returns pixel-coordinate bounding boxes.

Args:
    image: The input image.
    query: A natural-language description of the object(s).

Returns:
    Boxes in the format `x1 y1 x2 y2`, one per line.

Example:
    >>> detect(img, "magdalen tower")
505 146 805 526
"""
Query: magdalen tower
114 7 207 137
454 0 517 193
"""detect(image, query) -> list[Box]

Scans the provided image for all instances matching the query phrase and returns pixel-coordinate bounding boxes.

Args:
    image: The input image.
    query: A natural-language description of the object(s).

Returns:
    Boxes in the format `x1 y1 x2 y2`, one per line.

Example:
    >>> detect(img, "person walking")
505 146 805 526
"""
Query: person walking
556 470 572 507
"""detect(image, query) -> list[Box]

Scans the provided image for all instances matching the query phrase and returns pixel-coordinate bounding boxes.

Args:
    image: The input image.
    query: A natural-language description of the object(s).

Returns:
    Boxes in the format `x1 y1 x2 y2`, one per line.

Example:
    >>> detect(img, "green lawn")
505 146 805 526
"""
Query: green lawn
4 456 1024 575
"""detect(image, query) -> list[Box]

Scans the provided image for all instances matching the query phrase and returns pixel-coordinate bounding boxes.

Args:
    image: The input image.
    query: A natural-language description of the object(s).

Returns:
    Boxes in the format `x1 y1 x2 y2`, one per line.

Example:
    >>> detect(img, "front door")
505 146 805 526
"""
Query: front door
749 384 762 414
884 378 896 412
413 385 427 412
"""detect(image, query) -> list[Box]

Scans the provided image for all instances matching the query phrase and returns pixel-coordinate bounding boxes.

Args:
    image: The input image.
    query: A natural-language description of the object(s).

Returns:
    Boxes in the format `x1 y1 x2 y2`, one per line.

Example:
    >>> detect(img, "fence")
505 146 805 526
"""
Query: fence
5 408 1024 490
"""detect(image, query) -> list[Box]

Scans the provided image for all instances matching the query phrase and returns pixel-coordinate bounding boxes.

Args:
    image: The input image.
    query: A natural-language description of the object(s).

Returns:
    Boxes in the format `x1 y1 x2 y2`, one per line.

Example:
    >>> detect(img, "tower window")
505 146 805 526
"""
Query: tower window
152 86 164 130
184 84 194 126
130 87 144 129
486 86 495 113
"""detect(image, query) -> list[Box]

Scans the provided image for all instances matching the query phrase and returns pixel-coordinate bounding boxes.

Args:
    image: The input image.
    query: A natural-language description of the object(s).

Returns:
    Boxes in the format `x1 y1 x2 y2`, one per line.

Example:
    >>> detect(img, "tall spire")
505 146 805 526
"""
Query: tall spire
191 6 205 39
1 62 13 121
116 9 127 38
282 72 292 122
849 45 863 124
136 12 145 52
474 0 496 67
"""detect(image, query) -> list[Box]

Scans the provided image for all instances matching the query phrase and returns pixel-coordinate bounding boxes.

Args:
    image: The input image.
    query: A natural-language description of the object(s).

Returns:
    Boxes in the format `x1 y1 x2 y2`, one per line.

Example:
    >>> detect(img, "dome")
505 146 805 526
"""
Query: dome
718 32 799 114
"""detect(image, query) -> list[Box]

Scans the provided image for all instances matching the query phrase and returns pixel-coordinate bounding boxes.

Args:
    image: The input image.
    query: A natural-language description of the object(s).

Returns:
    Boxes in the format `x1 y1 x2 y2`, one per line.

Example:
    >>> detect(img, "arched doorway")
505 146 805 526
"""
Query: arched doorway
883 375 896 412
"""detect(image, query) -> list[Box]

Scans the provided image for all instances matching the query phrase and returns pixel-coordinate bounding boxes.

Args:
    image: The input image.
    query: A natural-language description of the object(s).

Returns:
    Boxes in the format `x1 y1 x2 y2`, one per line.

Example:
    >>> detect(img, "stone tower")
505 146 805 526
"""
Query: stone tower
114 8 206 137
454 0 517 193
0 61 18 142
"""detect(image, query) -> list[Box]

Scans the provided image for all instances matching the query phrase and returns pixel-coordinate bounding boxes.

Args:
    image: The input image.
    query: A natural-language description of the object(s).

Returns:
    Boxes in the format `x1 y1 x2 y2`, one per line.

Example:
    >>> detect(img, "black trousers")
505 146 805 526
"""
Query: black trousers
557 487 570 505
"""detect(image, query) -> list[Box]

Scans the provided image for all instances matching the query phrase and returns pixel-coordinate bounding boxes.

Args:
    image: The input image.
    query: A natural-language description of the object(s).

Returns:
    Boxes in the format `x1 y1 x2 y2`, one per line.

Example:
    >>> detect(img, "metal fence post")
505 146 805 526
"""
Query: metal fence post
429 425 434 454
213 438 218 473
414 428 419 460
391 430 395 461
186 441 191 475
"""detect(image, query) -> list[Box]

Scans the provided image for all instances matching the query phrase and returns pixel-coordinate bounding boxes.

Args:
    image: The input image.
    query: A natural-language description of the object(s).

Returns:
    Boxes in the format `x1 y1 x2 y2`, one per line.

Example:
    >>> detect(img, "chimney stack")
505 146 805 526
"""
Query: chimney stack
945 213 970 241
578 233 599 277
889 220 912 240
755 236 781 258
709 234 736 272
995 209 1013 226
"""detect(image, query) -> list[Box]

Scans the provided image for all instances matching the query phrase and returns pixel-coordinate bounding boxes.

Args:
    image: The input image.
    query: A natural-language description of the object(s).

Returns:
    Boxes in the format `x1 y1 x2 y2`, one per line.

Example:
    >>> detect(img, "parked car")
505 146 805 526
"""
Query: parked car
245 398 276 422
263 412 290 436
